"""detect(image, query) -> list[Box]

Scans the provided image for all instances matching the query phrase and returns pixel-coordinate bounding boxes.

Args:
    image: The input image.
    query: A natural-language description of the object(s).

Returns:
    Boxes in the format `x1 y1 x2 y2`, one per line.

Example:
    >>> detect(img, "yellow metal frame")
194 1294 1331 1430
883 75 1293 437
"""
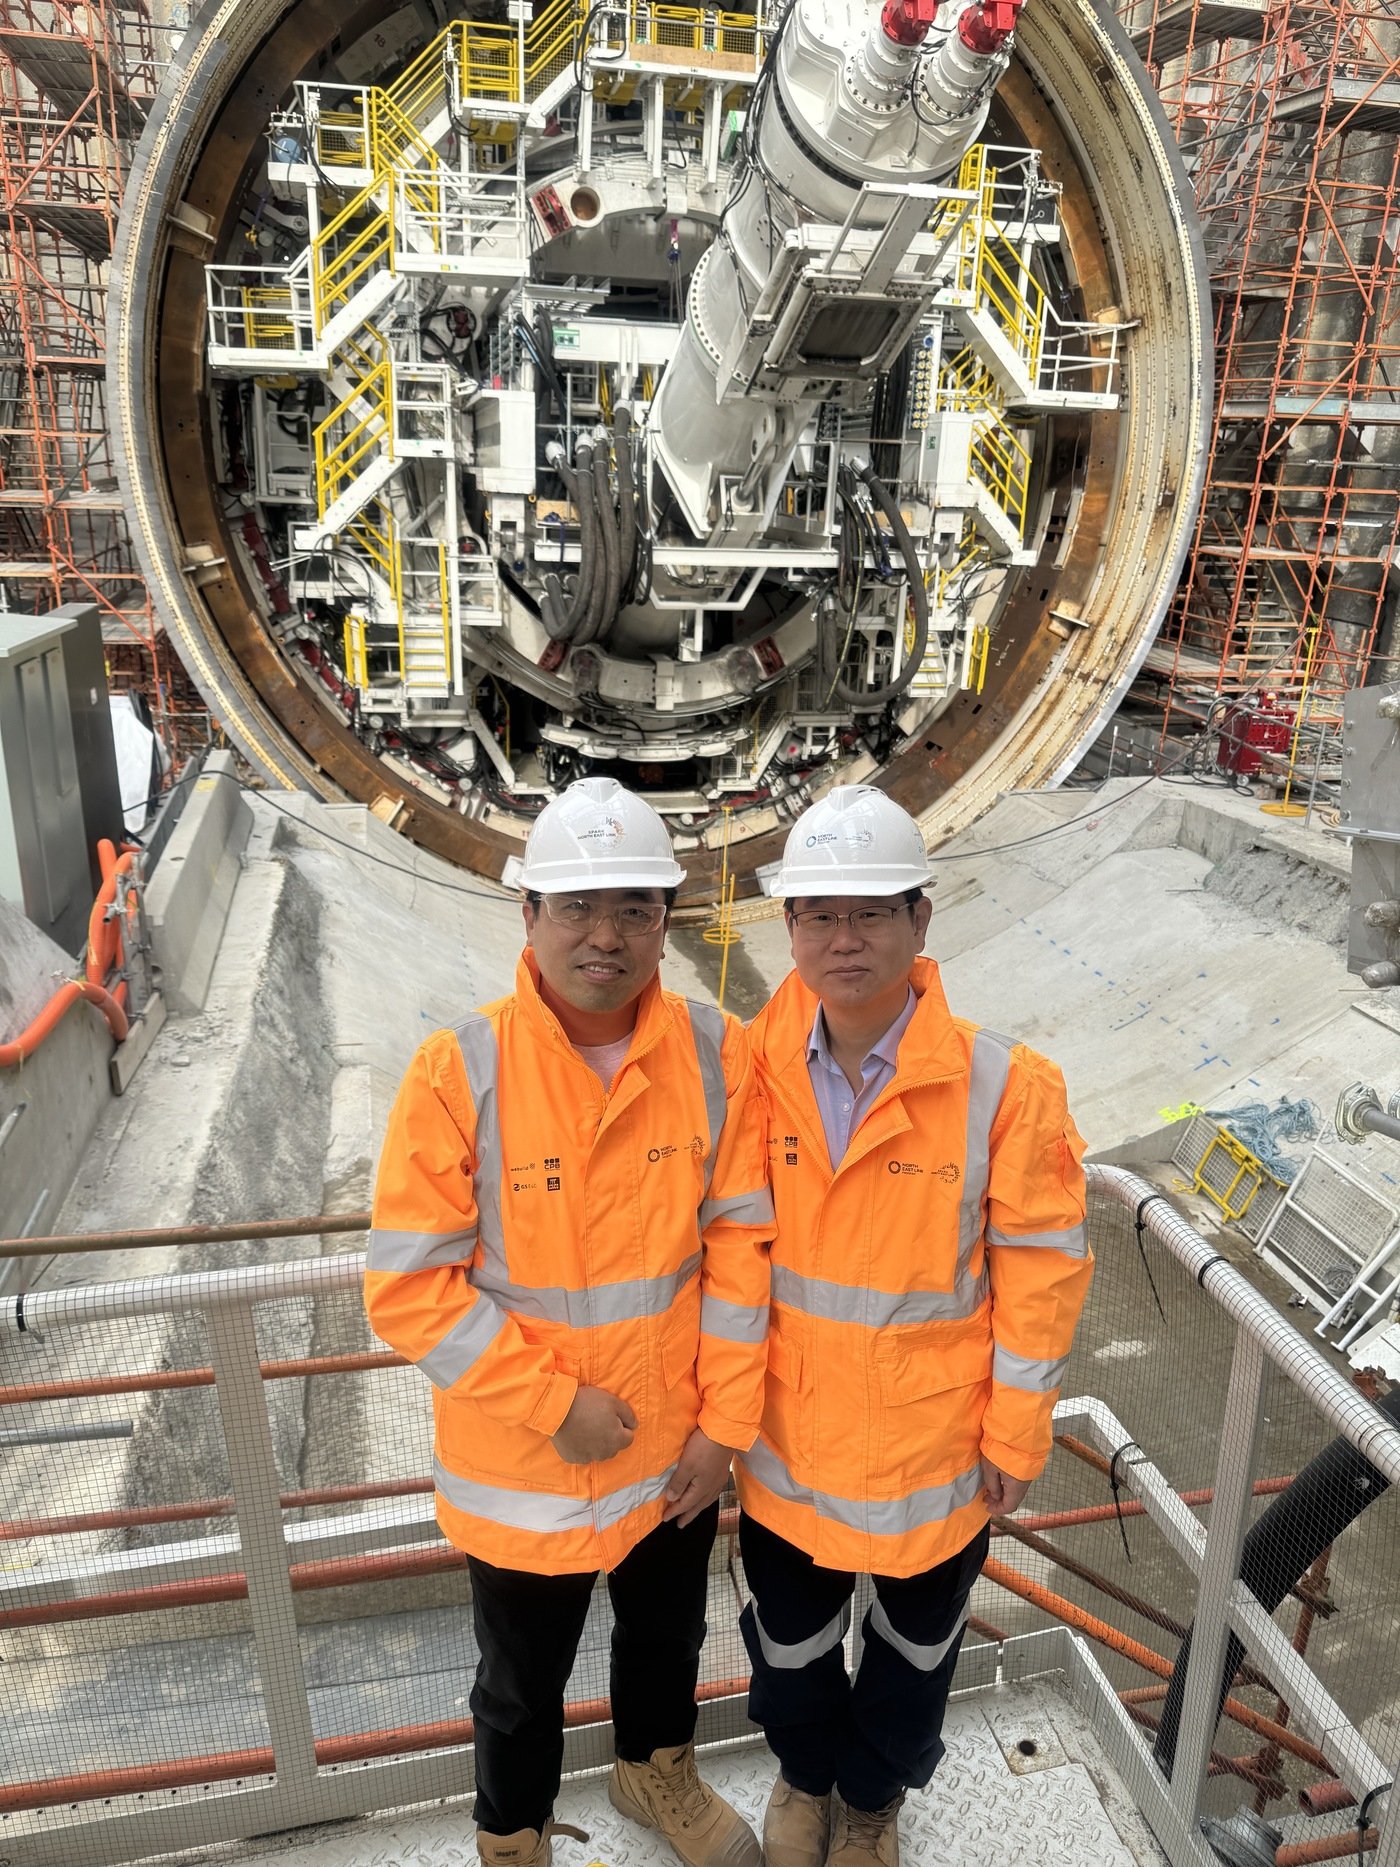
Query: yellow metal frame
1193 1127 1281 1224
969 414 1030 531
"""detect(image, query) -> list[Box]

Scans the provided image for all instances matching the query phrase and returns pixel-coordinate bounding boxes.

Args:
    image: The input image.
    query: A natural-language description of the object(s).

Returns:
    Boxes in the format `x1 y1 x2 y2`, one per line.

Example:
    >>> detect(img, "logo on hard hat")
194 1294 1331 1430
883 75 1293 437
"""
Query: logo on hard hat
579 816 624 845
805 832 837 848
845 827 874 848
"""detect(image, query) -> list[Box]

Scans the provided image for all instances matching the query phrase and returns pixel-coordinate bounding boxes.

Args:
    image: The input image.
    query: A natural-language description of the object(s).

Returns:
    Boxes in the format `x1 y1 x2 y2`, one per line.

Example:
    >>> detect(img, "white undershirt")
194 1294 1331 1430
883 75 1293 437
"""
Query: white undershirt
574 1034 632 1088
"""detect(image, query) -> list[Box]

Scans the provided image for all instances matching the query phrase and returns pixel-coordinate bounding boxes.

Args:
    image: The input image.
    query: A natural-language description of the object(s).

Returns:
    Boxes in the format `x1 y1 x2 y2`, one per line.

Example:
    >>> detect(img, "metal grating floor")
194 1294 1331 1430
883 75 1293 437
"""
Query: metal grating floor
205 1680 1166 1867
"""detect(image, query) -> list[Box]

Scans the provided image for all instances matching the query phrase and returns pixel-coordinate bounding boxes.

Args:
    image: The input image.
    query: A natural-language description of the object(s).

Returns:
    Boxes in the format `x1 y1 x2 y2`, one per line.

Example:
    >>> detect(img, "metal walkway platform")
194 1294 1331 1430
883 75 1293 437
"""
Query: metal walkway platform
204 1682 1165 1867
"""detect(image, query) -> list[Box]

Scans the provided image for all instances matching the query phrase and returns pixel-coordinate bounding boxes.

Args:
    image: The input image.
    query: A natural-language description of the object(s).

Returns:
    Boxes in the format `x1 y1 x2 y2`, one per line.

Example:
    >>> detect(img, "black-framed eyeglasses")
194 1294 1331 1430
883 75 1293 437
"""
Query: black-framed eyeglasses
788 905 913 935
542 897 668 936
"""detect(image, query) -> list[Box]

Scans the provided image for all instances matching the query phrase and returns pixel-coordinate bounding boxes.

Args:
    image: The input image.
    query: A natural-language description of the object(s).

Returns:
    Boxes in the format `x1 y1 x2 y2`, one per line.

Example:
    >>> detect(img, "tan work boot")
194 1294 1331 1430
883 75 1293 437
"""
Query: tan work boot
477 1820 588 1867
610 1742 762 1867
763 1774 832 1867
825 1795 904 1867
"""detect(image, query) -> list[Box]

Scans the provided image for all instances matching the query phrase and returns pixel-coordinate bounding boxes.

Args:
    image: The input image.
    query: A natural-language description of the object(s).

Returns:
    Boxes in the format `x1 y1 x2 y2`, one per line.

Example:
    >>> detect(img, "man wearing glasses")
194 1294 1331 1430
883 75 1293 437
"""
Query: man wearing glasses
737 786 1092 1867
366 777 772 1867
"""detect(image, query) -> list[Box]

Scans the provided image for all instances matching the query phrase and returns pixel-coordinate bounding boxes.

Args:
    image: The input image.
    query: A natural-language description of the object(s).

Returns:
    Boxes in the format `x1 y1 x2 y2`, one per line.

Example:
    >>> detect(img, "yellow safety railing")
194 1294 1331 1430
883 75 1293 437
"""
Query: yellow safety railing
348 501 407 678
937 345 997 412
312 181 393 332
701 807 739 1011
239 285 297 347
933 522 985 610
968 623 991 694
976 225 1045 378
317 104 373 168
969 414 1030 532
343 613 370 690
315 358 394 520
946 146 1046 383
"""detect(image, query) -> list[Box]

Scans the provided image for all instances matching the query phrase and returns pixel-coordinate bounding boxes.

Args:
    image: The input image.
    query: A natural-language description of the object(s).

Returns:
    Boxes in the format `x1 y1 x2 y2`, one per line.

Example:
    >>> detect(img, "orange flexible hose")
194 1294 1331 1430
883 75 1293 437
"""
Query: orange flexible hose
0 978 129 1068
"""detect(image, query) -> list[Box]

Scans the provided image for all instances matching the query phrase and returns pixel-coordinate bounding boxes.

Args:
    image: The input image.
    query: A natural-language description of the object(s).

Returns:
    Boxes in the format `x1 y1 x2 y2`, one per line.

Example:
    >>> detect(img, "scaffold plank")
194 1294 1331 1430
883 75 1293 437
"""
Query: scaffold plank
1130 0 1267 62
0 27 147 140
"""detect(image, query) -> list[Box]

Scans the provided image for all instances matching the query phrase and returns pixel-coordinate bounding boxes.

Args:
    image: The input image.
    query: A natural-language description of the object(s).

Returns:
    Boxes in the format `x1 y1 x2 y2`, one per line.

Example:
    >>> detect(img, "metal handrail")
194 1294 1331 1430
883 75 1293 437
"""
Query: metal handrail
5 1173 1399 1865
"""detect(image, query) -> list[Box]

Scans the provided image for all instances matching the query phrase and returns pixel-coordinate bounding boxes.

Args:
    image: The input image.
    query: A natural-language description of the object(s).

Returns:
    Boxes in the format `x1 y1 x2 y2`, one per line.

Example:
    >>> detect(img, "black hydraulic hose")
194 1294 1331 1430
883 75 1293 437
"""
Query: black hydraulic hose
541 454 595 641
584 435 620 645
614 407 637 599
1153 1384 1400 1779
832 464 929 710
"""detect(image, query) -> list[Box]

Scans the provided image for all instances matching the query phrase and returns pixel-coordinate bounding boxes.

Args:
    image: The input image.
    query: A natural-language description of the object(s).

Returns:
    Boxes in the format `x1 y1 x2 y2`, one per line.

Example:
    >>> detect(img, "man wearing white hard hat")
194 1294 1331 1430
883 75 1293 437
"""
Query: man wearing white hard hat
735 786 1093 1867
366 778 773 1867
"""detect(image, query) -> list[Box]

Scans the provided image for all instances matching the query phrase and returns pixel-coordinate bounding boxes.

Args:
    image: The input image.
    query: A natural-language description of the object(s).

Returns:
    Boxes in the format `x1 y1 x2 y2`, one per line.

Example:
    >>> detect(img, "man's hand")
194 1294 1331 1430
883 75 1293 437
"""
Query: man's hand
662 1428 733 1527
981 1455 1031 1516
551 1386 637 1465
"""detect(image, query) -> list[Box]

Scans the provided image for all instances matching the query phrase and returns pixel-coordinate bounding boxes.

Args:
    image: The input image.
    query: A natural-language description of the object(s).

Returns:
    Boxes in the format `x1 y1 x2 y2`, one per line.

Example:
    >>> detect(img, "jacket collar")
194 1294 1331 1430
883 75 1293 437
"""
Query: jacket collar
514 950 673 1061
754 955 966 1090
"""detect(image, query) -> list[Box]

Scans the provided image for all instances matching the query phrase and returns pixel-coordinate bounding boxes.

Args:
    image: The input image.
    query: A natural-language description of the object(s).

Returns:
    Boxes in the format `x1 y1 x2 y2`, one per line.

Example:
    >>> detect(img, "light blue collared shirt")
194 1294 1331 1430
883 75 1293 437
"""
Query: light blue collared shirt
806 986 918 1169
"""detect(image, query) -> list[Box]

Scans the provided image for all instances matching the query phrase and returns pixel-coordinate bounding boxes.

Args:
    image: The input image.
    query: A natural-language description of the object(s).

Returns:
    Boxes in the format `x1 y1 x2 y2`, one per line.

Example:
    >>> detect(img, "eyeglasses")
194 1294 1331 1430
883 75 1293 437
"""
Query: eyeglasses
541 897 668 936
788 905 913 936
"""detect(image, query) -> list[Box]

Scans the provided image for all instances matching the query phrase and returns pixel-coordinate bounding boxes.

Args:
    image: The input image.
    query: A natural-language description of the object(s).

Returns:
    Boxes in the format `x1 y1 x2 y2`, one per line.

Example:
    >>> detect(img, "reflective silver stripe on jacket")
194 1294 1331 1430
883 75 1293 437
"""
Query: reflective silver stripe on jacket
454 1013 505 1282
739 1438 984 1537
433 1458 673 1533
418 1297 508 1389
958 1028 1014 1266
770 1263 988 1327
686 998 729 1194
368 1225 478 1273
472 1254 702 1328
987 1222 1089 1260
868 1597 969 1674
700 1185 775 1232
992 1345 1070 1394
751 1600 851 1670
701 1294 770 1344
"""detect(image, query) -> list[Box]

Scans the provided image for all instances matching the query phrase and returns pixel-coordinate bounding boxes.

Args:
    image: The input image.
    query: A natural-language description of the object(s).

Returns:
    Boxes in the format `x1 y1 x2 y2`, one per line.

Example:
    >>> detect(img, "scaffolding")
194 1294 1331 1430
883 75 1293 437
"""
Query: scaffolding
0 0 200 752
1116 0 1400 772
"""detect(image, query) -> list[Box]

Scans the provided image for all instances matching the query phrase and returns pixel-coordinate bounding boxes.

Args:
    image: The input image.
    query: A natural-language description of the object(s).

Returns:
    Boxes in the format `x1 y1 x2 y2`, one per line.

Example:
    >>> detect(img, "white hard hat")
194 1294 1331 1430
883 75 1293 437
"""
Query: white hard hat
518 777 686 892
767 785 933 897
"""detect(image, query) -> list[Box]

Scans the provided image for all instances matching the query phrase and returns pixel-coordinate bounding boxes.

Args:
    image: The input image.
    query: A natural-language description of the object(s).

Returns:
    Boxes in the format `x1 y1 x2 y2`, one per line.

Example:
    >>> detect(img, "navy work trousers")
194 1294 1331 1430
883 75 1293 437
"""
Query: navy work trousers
468 1502 718 1836
739 1511 990 1813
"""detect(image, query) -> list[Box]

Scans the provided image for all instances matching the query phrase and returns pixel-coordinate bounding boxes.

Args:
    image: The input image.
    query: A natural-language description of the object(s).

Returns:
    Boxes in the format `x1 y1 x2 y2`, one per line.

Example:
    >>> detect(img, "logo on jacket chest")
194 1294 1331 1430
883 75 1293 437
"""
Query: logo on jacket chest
510 1156 564 1192
887 1159 960 1180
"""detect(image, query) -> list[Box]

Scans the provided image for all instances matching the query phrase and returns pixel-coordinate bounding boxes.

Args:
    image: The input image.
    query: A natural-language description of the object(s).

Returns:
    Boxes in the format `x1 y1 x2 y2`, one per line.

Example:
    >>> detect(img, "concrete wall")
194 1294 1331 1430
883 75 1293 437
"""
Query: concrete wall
145 751 251 1013
0 898 113 1283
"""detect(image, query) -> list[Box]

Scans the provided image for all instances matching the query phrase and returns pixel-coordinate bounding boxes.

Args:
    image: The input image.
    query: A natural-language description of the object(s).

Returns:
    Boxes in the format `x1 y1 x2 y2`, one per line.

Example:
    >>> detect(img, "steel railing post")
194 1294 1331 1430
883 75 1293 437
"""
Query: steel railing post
205 1302 320 1789
1166 1326 1267 1833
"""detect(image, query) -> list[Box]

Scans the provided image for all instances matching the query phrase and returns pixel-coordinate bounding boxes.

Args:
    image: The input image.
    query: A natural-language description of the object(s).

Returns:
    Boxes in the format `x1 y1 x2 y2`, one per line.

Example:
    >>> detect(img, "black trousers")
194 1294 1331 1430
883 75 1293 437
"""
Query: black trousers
468 1502 719 1836
739 1512 990 1814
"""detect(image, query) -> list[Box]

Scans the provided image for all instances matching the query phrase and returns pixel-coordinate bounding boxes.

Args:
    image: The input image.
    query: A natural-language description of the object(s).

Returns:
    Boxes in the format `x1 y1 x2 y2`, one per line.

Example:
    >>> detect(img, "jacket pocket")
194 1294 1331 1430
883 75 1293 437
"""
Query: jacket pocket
760 1310 811 1470
874 1316 992 1491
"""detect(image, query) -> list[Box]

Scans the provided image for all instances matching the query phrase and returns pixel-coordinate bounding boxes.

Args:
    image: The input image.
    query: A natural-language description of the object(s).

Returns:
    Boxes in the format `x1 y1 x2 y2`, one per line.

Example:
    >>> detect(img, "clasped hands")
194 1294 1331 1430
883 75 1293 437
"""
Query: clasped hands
551 1384 731 1528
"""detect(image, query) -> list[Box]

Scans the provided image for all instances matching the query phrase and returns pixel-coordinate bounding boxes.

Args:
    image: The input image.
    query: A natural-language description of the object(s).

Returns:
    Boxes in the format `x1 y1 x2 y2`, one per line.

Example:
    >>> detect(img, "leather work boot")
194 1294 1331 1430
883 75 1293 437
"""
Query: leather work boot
609 1742 762 1867
477 1820 588 1867
825 1795 904 1867
762 1774 832 1867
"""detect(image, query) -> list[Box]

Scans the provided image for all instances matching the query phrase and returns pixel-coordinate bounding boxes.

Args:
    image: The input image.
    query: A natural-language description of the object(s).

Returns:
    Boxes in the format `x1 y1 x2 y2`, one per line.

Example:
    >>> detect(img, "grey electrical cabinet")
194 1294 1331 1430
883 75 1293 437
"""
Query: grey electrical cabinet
0 606 122 955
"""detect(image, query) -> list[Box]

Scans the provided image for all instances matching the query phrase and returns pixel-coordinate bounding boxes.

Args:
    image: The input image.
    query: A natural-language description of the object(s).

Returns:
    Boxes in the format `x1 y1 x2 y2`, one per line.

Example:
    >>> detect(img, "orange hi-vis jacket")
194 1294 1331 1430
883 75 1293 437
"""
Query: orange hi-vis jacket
365 953 773 1575
735 956 1092 1579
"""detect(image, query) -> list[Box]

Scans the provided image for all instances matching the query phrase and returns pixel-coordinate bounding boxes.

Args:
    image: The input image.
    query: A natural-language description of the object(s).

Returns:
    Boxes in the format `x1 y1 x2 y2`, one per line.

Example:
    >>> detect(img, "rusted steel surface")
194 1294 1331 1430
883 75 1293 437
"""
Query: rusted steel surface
0 1676 751 1812
0 1349 402 1406
982 1557 1332 1772
0 1476 433 1541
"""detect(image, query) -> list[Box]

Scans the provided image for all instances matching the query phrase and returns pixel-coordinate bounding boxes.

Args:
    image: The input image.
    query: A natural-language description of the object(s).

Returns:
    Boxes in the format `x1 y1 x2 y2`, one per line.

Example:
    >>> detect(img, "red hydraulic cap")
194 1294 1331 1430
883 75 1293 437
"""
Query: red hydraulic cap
958 0 1021 53
881 0 939 45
